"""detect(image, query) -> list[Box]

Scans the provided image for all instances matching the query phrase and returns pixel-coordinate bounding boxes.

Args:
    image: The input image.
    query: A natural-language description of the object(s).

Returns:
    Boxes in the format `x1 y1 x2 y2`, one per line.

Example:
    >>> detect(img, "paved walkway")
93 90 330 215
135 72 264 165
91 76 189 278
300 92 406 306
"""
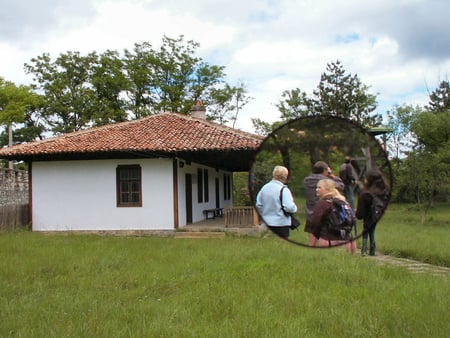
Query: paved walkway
368 254 450 277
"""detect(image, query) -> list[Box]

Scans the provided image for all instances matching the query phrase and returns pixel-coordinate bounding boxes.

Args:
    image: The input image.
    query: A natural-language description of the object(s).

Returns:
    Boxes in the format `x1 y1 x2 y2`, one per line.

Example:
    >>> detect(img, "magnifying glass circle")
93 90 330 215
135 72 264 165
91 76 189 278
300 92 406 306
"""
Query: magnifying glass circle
249 115 392 248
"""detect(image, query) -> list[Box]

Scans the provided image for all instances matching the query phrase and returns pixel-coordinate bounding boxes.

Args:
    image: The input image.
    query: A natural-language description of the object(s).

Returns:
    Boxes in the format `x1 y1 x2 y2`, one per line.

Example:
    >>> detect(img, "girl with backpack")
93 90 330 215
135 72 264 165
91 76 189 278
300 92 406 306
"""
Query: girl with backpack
355 168 390 256
311 178 356 253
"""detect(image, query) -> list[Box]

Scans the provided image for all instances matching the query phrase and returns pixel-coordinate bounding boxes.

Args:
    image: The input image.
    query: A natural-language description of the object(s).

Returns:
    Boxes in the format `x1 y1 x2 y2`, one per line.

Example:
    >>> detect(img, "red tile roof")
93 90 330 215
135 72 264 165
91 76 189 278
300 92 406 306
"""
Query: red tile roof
0 113 263 171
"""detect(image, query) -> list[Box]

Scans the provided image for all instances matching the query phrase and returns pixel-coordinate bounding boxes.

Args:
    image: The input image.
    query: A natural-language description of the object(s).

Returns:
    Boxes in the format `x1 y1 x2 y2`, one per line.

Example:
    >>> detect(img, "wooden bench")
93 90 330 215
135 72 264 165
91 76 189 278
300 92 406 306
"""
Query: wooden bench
203 208 224 220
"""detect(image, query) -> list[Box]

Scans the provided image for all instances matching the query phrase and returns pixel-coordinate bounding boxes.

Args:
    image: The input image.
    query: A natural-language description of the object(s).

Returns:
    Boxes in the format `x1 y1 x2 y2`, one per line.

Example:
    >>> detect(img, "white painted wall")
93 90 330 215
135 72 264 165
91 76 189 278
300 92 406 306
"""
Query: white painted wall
176 161 233 227
32 158 174 231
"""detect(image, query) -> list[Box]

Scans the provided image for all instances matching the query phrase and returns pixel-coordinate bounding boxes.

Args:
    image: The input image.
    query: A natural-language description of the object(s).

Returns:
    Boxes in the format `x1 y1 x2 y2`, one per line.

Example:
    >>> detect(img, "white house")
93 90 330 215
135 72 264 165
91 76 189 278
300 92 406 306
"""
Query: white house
0 111 262 232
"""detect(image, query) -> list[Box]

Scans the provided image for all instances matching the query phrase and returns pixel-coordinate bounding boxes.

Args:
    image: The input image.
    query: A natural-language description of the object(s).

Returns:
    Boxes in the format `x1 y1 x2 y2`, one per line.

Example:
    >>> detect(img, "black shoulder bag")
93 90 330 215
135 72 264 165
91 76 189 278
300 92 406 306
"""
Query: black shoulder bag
280 186 301 230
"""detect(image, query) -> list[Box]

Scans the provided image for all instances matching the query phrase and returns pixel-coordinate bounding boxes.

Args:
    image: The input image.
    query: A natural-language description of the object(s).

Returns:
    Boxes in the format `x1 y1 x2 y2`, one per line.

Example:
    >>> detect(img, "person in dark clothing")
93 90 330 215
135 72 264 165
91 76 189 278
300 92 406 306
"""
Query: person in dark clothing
339 156 357 210
355 168 390 256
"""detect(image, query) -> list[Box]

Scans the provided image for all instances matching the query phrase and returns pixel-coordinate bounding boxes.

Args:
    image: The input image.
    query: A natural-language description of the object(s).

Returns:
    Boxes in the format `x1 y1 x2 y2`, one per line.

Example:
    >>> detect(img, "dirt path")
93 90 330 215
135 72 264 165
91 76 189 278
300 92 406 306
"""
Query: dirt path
369 254 450 277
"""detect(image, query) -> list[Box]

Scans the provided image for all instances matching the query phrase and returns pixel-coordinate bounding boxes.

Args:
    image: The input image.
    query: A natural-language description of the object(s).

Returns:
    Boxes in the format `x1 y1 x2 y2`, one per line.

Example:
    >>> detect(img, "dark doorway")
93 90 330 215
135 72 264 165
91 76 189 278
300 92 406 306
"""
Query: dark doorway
185 174 193 224
215 178 220 208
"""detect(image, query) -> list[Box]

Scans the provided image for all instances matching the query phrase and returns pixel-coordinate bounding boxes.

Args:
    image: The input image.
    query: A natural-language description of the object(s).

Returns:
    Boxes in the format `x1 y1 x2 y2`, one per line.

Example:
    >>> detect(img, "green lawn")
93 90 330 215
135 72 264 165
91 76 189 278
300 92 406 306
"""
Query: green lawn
0 203 449 337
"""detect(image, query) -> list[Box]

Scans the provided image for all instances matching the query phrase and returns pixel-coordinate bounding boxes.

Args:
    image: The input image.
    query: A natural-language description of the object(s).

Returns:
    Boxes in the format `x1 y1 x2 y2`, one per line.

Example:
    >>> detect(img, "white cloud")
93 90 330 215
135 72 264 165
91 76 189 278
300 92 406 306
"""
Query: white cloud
0 0 448 133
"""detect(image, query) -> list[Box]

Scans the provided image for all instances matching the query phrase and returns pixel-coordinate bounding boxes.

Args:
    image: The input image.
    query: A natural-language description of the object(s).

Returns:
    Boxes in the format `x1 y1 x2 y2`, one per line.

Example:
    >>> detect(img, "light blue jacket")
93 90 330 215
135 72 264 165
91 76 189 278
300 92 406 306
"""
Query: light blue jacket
256 179 297 227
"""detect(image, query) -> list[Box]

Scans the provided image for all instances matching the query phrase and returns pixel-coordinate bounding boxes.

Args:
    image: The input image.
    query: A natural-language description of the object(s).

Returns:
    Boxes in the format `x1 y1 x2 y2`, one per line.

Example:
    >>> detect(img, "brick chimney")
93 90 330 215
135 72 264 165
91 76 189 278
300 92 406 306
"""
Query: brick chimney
191 100 206 119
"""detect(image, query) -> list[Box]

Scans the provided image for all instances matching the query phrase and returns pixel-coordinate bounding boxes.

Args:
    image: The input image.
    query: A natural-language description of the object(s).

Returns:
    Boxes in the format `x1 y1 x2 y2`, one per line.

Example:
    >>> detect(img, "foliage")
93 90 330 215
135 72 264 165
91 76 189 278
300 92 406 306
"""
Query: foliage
90 49 130 125
0 77 45 147
21 35 247 135
275 60 380 127
385 104 421 162
427 80 450 112
232 172 252 206
25 51 100 134
386 81 450 218
208 81 252 127
252 60 381 175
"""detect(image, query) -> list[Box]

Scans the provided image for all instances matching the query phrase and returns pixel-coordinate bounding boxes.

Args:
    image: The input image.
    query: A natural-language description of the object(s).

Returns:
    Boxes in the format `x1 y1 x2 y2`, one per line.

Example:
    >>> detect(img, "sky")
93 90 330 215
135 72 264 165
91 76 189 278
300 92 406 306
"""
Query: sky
1 0 449 132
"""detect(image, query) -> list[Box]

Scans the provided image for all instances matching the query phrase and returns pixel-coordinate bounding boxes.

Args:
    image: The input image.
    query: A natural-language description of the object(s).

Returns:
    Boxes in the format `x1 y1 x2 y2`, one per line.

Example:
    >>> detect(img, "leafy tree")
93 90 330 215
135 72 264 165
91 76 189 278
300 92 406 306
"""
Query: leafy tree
412 109 450 154
24 35 240 130
385 104 421 164
276 60 380 126
25 51 98 134
151 35 226 115
122 42 158 119
207 82 252 126
400 148 448 223
253 60 380 170
276 88 311 120
254 60 380 137
90 50 129 125
390 81 450 219
0 77 44 168
0 77 44 146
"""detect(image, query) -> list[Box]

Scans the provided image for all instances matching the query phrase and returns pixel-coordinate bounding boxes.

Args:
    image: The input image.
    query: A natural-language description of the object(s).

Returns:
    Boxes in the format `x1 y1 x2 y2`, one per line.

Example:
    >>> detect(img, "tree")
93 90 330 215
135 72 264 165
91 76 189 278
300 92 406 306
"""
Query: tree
24 35 239 131
385 104 420 164
207 82 252 127
252 60 381 170
275 60 380 127
427 80 450 112
90 50 129 125
0 77 44 167
0 78 43 142
312 60 379 126
25 51 98 134
122 42 158 119
150 35 226 115
390 81 450 220
123 36 227 117
276 88 311 120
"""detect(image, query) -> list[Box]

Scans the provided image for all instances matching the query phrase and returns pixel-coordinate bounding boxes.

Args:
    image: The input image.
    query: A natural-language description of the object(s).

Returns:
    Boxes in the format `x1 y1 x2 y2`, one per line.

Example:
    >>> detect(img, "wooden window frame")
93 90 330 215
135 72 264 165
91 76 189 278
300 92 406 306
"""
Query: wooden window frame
116 165 142 207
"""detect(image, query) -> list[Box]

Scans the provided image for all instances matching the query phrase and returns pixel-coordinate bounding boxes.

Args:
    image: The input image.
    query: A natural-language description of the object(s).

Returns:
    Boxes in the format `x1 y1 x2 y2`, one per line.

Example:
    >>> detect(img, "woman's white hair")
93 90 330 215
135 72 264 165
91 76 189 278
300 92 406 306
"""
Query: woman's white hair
273 165 288 181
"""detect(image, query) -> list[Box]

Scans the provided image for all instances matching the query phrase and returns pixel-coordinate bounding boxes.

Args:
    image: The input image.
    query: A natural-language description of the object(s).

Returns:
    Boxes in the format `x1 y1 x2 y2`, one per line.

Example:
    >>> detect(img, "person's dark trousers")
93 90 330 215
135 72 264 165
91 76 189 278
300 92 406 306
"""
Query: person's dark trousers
268 226 290 239
362 225 376 256
344 184 355 210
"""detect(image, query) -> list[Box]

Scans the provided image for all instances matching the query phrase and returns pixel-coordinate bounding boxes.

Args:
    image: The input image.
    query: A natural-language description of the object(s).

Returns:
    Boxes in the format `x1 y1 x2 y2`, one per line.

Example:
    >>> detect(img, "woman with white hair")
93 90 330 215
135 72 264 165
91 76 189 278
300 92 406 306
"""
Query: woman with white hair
256 165 298 239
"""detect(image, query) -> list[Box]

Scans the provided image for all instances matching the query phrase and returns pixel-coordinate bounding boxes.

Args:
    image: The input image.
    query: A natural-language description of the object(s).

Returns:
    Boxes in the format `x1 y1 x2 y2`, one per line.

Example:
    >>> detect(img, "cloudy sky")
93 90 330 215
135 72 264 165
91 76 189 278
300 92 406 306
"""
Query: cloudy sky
1 0 449 132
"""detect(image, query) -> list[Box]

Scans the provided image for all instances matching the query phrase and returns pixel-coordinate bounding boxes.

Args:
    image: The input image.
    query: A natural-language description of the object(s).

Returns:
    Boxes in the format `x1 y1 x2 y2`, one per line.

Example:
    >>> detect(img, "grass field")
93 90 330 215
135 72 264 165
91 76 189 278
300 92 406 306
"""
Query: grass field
0 203 449 337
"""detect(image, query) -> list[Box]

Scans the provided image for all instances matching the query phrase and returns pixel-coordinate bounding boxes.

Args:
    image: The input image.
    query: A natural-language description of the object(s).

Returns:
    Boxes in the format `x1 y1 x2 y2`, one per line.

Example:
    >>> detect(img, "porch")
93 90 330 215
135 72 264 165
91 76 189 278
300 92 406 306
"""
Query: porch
177 206 264 238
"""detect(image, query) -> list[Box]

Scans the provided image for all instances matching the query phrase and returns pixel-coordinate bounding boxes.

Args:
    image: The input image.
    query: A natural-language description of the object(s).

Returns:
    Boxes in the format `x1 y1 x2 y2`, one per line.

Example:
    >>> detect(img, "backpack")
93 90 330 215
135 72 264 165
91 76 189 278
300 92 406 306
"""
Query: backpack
327 198 355 239
366 193 386 228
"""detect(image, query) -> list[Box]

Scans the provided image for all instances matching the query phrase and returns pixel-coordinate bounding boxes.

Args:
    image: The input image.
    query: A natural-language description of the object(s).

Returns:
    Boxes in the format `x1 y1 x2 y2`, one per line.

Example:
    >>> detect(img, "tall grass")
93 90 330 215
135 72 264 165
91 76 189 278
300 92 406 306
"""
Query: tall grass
375 202 450 267
0 230 448 337
292 198 450 267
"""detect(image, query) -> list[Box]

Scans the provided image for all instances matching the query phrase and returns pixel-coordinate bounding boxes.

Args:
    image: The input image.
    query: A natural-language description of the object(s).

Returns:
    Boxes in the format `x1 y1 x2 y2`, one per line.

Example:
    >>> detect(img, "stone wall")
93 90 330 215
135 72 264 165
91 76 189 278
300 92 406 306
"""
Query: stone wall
0 168 30 229
0 168 29 206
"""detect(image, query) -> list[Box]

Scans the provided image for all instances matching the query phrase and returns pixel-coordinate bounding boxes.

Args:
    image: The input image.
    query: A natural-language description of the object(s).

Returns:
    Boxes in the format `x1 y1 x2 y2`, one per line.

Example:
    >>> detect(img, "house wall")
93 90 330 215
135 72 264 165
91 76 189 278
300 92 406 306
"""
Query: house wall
32 159 174 231
176 160 233 227
31 158 233 231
